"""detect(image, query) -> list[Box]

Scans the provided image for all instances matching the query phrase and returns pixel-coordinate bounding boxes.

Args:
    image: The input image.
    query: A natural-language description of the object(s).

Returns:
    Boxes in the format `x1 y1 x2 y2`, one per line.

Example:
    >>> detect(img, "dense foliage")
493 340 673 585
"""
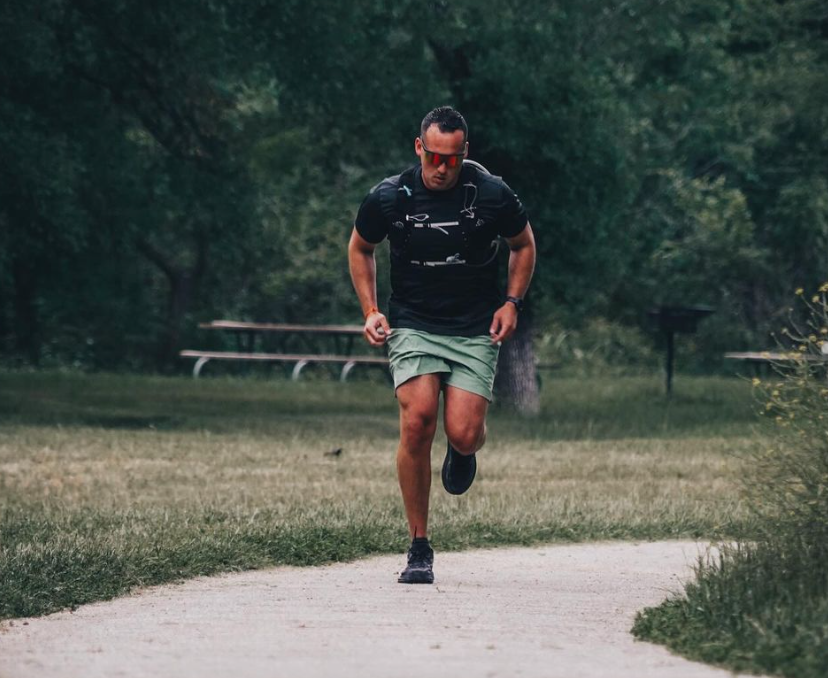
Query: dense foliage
1 0 826 370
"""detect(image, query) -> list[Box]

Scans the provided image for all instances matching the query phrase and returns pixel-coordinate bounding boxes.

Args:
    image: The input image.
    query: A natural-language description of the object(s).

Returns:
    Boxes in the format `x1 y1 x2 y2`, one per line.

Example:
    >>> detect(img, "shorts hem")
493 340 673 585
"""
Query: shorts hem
443 379 494 403
392 367 450 393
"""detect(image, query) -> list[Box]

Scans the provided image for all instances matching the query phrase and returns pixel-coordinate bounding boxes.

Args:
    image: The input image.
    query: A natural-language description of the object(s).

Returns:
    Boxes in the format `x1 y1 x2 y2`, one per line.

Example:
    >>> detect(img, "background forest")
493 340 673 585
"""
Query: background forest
1 0 826 372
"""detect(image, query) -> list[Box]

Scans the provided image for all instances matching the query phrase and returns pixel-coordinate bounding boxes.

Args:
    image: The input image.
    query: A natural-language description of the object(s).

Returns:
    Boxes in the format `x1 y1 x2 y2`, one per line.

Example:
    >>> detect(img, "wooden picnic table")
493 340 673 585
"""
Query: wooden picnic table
198 320 364 355
181 320 389 381
185 319 563 388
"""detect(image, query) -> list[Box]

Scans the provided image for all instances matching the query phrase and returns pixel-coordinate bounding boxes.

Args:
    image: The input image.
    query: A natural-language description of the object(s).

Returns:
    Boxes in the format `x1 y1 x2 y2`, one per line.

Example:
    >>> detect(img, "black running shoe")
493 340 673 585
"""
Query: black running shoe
397 539 434 584
441 441 477 495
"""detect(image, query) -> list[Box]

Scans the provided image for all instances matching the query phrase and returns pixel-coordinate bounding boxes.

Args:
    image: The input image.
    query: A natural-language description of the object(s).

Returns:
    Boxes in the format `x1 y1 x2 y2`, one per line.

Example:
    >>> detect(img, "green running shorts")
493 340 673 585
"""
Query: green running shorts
386 328 500 401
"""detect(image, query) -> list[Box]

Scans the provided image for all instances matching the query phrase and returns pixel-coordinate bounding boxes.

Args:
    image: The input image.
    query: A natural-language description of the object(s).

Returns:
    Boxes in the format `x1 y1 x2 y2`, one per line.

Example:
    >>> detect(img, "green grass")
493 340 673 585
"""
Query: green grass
0 370 758 620
632 540 828 678
632 354 828 677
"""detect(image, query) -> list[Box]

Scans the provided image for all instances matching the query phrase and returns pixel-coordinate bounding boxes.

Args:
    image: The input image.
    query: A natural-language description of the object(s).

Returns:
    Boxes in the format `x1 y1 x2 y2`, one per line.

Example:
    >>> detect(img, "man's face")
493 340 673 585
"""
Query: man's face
415 124 468 191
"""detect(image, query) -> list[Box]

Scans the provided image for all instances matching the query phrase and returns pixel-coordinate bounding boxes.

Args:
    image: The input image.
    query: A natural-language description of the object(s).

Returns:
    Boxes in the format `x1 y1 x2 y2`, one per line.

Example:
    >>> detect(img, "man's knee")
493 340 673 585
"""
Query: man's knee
400 407 438 447
446 421 486 455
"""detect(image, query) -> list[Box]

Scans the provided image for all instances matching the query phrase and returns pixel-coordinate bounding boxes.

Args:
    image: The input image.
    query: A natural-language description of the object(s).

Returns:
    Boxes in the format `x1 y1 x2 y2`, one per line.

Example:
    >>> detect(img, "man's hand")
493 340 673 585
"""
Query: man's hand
364 311 392 346
489 303 518 345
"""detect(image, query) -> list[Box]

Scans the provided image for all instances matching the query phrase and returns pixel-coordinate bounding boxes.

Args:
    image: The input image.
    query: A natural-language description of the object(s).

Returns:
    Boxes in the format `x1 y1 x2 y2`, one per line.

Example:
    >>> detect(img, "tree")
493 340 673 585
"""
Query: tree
0 0 264 368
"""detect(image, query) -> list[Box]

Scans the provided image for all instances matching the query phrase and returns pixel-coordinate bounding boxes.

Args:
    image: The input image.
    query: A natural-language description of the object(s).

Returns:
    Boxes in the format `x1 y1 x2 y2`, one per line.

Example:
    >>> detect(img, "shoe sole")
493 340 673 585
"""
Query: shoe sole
441 443 476 495
397 572 434 584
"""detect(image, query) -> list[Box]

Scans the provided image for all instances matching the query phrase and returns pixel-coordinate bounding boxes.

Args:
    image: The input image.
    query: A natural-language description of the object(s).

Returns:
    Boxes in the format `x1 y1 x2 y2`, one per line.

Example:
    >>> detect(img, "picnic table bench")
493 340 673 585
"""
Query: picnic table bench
180 320 389 381
725 350 828 375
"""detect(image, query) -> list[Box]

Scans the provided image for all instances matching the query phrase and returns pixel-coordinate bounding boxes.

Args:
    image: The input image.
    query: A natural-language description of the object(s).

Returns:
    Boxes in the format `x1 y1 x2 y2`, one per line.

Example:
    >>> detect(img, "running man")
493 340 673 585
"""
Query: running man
348 106 536 584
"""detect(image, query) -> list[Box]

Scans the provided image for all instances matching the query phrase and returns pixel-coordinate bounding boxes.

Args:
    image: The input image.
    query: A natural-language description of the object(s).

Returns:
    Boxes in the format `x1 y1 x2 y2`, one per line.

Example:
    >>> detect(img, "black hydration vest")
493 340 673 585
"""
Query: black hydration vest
380 161 502 268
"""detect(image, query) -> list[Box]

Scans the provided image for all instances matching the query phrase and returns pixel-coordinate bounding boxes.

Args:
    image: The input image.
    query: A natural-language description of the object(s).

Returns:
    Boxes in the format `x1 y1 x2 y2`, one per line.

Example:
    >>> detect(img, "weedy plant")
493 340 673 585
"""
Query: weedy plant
633 285 828 677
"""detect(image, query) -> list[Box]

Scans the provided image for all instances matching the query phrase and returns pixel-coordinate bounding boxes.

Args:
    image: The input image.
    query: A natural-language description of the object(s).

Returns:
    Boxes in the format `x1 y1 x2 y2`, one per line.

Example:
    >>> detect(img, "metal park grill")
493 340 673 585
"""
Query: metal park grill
647 306 715 395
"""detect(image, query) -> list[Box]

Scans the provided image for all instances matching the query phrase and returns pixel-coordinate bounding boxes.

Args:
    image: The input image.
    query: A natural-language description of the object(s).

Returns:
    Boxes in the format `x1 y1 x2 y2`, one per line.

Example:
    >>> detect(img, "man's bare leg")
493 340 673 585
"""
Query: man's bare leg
443 385 489 455
440 385 489 495
396 374 442 538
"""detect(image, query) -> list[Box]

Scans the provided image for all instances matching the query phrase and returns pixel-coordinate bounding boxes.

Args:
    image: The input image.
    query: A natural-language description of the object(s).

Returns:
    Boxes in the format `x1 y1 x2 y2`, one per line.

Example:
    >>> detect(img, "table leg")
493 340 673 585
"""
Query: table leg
292 359 310 381
194 357 210 378
341 361 356 382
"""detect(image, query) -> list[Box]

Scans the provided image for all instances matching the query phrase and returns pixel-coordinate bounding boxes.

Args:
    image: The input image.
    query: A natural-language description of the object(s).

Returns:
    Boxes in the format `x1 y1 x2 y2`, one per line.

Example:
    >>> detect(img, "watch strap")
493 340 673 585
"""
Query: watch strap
505 296 524 311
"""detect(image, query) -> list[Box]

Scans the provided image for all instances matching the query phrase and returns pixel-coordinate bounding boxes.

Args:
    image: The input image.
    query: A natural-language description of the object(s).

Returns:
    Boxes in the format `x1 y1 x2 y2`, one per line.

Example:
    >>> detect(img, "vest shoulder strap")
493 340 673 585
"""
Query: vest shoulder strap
377 163 501 264
378 162 498 223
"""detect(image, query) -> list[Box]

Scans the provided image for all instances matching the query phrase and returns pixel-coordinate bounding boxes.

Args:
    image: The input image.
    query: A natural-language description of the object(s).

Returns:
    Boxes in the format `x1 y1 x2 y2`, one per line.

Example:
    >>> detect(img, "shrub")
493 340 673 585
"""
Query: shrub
632 285 828 677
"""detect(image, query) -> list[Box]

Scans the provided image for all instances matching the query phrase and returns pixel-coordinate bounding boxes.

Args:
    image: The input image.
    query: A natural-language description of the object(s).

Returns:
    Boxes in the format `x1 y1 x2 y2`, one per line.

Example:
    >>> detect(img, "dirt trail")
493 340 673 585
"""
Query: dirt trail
0 541 755 678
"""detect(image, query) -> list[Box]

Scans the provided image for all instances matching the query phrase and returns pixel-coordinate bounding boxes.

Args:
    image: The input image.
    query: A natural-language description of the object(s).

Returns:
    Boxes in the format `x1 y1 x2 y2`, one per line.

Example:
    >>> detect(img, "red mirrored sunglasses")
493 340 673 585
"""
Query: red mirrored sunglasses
420 138 465 168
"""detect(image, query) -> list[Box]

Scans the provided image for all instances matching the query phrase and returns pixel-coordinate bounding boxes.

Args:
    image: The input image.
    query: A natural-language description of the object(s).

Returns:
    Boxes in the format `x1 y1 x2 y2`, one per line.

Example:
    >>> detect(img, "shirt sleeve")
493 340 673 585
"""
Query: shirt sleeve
354 188 388 244
496 180 528 238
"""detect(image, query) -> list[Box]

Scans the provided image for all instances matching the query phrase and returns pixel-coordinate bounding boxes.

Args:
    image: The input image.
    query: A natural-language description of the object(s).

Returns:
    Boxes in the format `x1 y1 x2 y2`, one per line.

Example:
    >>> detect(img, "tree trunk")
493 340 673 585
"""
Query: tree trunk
137 231 207 371
157 269 194 370
494 307 540 416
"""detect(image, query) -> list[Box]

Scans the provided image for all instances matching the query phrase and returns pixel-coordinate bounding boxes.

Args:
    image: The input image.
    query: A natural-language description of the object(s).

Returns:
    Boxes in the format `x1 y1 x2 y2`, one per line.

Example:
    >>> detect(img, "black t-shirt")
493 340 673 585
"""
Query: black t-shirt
354 164 527 336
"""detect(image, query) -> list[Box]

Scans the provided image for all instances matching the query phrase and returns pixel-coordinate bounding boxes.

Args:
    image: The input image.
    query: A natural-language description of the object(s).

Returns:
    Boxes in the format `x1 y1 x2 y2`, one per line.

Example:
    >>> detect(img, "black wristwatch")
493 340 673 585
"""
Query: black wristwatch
505 296 524 312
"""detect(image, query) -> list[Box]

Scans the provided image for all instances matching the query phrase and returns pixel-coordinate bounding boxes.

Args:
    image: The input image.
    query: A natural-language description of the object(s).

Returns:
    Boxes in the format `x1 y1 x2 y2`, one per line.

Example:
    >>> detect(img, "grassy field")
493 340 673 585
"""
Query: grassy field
0 370 760 620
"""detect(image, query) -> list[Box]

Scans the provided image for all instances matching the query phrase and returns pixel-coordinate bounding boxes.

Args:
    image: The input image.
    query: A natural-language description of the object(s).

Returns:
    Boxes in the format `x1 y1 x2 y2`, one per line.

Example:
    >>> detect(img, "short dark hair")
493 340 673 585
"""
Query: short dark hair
420 106 468 142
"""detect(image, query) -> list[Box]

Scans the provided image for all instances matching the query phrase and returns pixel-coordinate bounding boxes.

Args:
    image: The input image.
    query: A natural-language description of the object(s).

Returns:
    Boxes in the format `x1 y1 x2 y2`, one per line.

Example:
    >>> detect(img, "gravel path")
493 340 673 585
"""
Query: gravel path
0 541 755 678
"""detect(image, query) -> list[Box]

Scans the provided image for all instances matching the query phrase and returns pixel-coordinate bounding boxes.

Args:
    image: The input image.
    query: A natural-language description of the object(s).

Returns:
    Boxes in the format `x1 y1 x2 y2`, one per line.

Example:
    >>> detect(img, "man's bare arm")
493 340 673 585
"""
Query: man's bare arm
489 222 537 344
505 222 536 300
348 227 392 346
